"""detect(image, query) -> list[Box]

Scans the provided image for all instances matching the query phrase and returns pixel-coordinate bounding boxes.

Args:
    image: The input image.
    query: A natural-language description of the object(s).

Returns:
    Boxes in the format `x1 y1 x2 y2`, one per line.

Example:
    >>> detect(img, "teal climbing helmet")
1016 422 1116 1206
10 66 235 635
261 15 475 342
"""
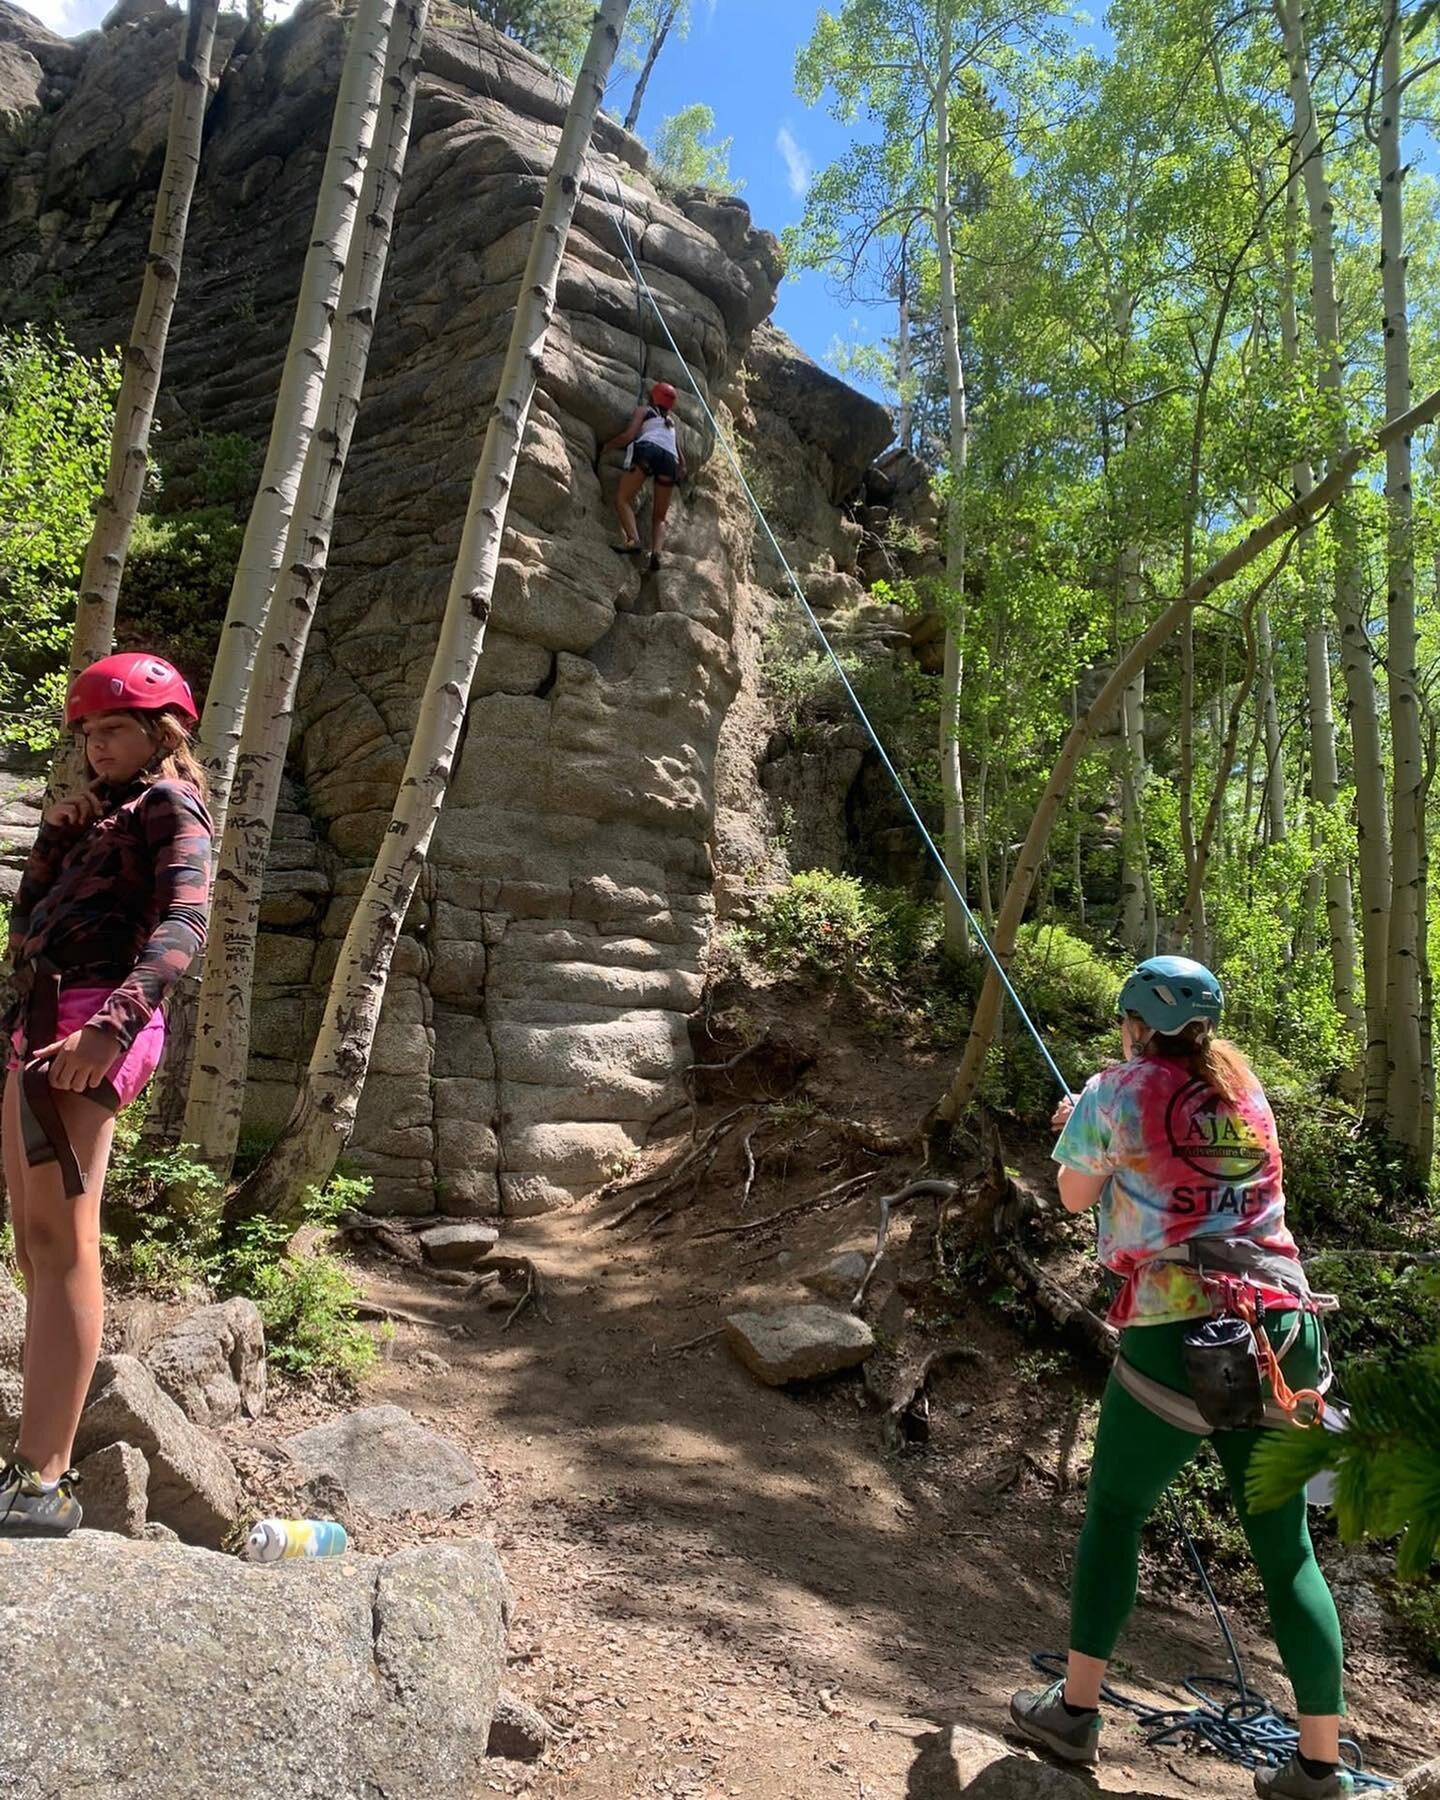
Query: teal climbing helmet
1117 954 1224 1034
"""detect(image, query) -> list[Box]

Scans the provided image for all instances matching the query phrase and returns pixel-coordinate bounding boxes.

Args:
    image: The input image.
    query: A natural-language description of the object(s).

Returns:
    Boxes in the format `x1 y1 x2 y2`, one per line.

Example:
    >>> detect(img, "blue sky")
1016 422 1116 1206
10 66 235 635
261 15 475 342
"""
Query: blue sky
22 0 875 380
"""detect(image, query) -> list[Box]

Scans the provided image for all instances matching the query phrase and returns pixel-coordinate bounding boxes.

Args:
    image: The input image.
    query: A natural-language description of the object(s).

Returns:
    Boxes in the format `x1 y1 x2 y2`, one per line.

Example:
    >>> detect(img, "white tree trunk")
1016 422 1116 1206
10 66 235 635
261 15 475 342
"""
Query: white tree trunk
51 0 221 801
181 0 430 1181
1377 0 1425 1160
896 244 912 454
194 0 393 847
230 0 633 1220
68 0 220 674
938 384 1440 1123
1257 605 1286 843
933 15 970 956
1279 156 1361 1063
1277 0 1391 1119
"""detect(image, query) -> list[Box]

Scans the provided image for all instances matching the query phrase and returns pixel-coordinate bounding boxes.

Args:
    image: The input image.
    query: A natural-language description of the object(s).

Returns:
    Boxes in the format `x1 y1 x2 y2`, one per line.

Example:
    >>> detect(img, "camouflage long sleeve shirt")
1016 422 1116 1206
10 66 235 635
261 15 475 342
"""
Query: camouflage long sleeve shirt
5 777 213 1052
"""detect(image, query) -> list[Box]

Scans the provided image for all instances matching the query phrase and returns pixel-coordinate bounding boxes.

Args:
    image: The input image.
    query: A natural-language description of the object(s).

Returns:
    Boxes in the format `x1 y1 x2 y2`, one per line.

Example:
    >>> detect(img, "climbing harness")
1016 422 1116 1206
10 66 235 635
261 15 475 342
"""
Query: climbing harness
12 958 122 1198
589 167 1385 1789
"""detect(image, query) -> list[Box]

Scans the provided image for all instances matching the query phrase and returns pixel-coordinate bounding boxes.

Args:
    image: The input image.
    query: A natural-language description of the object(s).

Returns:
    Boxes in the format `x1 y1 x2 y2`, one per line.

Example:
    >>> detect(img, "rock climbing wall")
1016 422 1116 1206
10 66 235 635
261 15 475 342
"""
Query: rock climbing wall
0 0 892 1213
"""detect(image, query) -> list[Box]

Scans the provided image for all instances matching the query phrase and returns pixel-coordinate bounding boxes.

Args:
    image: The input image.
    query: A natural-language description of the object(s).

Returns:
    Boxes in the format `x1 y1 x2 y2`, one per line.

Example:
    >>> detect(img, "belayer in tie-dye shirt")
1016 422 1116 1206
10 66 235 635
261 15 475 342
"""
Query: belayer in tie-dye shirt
1054 1048 1302 1327
1011 957 1349 1800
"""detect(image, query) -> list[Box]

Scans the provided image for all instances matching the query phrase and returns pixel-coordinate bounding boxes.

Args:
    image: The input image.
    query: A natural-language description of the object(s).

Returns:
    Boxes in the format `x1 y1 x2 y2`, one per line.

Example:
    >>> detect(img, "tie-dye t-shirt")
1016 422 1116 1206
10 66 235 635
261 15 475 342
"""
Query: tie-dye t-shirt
1054 1055 1301 1327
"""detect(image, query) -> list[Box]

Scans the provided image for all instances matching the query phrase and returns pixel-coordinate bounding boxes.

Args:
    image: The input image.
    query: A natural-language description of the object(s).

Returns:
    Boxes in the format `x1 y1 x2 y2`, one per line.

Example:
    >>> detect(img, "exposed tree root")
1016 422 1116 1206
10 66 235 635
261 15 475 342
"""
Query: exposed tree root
693 1169 878 1239
867 1341 987 1452
854 1177 959 1312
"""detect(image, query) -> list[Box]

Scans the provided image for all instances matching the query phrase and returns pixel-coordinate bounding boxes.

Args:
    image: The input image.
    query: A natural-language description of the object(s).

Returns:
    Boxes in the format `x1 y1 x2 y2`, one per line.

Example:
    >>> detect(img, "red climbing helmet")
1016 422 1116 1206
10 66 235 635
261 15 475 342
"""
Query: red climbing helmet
66 653 198 727
650 381 678 409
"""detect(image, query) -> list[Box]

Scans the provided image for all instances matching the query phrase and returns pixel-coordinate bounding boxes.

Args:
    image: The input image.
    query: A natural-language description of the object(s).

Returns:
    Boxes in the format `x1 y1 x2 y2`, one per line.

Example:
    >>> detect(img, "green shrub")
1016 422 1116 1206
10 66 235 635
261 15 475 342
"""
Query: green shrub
1389 1574 1440 1668
745 870 936 982
1008 922 1122 1033
155 431 260 514
212 1175 376 1382
115 508 243 688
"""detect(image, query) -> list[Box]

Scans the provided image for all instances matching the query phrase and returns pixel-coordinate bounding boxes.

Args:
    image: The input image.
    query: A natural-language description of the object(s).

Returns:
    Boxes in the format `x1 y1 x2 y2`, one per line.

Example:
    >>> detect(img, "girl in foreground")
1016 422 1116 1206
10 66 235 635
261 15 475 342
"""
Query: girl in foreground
1 654 212 1536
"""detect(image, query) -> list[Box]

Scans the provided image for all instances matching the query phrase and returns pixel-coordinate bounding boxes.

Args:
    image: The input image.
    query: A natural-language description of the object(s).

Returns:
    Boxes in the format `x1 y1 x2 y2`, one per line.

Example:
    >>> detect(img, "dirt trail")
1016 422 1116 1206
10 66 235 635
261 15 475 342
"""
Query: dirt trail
325 1169 1433 1800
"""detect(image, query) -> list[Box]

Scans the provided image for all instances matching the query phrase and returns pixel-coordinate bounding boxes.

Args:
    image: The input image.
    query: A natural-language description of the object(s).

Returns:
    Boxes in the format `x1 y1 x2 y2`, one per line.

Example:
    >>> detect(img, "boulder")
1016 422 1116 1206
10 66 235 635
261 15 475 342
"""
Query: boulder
486 1690 550 1760
798 1250 870 1305
143 1296 267 1429
74 1441 149 1537
724 1305 875 1385
419 1222 501 1268
1397 1760 1440 1799
0 1532 509 1800
283 1405 484 1518
73 1354 244 1545
0 1366 21 1439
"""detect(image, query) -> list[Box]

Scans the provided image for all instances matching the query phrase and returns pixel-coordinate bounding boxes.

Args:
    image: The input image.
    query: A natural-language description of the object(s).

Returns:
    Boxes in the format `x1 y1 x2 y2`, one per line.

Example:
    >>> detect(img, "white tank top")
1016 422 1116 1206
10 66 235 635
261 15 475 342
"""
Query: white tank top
635 407 677 456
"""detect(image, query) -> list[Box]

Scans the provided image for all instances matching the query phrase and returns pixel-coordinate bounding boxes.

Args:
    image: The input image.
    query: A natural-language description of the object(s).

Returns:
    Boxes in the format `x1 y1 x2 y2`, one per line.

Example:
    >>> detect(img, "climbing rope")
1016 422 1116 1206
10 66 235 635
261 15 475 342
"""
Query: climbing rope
592 173 1393 1792
596 175 1072 1102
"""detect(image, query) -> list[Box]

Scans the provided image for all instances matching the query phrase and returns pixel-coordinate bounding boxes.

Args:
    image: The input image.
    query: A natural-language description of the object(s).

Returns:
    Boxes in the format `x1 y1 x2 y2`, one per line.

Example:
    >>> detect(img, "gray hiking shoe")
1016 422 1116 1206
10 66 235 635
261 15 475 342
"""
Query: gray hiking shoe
0 1458 82 1537
1009 1678 1101 1766
1254 1757 1354 1798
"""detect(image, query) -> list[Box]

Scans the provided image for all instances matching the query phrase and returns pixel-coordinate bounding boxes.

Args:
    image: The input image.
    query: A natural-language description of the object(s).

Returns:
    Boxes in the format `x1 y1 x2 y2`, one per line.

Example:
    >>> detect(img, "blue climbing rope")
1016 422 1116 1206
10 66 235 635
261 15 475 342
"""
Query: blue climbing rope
598 179 1073 1103
594 175 1393 1792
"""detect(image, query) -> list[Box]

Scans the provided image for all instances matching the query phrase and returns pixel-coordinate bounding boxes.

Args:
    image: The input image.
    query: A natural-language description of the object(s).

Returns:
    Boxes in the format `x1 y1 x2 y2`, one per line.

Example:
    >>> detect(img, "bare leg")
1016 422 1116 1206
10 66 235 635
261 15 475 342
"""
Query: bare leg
615 469 646 548
649 479 674 556
1297 1718 1342 1762
1 1072 35 1399
1063 1650 1105 1709
3 1075 115 1480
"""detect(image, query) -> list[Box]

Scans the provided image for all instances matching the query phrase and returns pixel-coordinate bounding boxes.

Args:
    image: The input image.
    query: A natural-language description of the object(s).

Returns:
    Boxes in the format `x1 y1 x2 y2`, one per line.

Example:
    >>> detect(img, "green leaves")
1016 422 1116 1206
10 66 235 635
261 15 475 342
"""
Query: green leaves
0 326 119 750
652 101 742 192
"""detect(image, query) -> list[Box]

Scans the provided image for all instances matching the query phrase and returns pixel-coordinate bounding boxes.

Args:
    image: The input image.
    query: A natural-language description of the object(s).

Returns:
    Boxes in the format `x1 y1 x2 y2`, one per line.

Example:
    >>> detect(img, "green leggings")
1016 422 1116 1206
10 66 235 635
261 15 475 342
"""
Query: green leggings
1070 1313 1345 1716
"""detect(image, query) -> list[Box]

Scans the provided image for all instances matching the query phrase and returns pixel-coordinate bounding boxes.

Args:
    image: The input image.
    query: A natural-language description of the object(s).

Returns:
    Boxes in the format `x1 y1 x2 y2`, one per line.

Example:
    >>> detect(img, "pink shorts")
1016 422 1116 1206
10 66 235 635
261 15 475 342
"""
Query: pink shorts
7 985 166 1111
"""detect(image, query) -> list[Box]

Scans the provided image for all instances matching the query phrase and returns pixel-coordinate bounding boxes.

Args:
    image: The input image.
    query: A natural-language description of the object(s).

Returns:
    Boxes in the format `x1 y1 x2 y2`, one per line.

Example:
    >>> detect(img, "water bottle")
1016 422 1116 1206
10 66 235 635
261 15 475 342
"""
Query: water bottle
244 1518 349 1563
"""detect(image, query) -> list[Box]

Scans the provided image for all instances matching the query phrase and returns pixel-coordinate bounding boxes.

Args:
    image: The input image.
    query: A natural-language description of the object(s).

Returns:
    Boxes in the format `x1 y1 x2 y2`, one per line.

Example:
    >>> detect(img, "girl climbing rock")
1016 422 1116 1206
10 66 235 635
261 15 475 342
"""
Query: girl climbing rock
1009 955 1350 1799
0 654 212 1537
601 379 687 571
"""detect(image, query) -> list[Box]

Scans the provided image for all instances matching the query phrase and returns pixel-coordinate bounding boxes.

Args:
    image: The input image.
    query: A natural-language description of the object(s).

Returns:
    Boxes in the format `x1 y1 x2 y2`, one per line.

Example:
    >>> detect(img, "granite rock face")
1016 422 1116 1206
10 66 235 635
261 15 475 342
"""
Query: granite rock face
0 3 895 1215
0 1532 510 1800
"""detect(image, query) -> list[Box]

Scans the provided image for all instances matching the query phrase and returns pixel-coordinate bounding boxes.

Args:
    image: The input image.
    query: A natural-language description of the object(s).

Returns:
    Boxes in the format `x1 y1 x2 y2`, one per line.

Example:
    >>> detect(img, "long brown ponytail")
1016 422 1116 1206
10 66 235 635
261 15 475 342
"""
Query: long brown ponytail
1128 1015 1255 1105
140 707 210 802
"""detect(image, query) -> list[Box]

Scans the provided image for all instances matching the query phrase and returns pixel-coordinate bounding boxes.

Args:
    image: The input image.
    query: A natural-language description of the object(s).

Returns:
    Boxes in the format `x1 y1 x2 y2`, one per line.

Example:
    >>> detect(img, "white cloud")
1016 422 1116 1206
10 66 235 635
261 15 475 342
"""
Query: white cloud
776 124 812 200
25 0 78 32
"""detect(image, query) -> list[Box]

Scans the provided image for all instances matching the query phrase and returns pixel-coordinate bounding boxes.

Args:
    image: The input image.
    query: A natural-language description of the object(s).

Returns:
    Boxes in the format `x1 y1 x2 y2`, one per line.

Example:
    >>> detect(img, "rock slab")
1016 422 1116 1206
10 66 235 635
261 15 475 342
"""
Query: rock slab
420 1222 501 1268
144 1296 267 1428
74 1441 149 1537
724 1304 875 1385
0 1532 509 1800
73 1354 243 1545
284 1404 484 1517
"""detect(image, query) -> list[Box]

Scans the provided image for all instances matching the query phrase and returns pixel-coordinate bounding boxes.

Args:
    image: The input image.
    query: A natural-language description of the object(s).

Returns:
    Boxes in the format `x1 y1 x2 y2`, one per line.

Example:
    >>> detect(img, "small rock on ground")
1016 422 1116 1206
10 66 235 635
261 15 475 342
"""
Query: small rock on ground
283 1404 484 1517
75 1442 149 1537
486 1690 550 1760
724 1304 875 1385
944 1726 1089 1797
798 1249 870 1303
420 1223 500 1269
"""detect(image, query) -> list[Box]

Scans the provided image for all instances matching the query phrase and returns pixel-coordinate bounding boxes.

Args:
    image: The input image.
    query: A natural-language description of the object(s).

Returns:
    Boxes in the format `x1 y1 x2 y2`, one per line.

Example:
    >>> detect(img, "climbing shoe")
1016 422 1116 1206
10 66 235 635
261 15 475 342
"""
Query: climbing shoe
1254 1756 1354 1798
0 1458 82 1537
612 540 641 556
648 553 662 573
1008 1679 1101 1766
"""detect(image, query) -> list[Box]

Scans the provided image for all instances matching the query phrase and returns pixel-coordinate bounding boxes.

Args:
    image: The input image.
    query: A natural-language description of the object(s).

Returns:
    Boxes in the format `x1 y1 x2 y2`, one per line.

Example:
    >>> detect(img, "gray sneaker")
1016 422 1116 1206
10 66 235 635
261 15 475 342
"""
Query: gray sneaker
1254 1757 1354 1798
1009 1678 1101 1766
0 1459 82 1537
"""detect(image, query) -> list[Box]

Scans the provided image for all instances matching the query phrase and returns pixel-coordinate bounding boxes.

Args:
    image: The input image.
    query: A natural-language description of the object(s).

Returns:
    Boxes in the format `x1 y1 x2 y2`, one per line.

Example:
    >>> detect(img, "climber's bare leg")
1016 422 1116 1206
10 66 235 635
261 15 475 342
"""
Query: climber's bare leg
615 470 646 549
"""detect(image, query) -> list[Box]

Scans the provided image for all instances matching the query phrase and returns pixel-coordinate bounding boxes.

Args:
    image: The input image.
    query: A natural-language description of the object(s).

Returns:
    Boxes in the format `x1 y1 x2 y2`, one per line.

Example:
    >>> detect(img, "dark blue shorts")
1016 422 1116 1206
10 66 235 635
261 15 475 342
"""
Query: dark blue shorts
632 441 679 484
